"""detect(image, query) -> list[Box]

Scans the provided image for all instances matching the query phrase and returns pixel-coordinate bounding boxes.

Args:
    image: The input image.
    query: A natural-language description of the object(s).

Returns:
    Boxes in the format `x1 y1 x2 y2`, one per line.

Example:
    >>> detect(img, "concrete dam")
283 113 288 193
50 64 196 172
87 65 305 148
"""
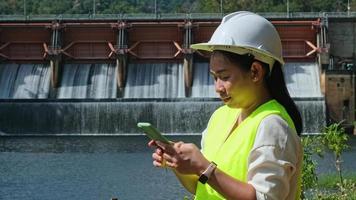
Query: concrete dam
0 14 332 138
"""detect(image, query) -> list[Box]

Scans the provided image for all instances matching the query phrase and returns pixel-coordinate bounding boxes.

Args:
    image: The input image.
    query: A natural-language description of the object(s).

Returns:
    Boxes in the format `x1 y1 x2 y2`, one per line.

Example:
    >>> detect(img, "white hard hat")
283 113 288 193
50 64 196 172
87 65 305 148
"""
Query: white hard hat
191 11 284 71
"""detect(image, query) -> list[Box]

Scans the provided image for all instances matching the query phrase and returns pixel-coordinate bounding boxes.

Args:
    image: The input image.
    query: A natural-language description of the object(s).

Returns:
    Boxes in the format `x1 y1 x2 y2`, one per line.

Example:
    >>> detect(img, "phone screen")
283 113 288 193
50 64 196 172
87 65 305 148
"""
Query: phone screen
137 122 170 144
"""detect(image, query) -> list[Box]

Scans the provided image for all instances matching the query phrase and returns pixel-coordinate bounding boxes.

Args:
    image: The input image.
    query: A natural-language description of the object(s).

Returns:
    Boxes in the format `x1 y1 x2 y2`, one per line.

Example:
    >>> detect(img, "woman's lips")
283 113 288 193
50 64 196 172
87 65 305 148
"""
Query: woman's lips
220 96 231 103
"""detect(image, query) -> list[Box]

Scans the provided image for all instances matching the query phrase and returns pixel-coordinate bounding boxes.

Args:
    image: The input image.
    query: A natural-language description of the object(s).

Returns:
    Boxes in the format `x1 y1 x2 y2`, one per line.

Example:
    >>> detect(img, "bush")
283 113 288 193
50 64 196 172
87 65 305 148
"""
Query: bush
301 136 323 192
321 122 349 184
301 122 354 199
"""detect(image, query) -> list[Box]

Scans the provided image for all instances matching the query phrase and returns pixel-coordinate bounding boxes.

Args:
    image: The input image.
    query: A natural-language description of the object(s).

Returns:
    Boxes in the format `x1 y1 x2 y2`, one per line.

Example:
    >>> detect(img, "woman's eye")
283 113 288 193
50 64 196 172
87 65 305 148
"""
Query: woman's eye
210 74 218 81
221 76 229 81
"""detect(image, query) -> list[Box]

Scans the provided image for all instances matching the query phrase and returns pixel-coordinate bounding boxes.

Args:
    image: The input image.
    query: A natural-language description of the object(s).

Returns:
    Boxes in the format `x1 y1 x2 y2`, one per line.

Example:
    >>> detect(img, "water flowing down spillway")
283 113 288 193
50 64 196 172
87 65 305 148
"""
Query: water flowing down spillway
124 62 185 98
284 62 326 133
0 63 51 99
0 99 222 135
190 62 326 133
294 100 326 133
190 62 324 99
191 62 217 98
284 62 323 98
57 63 117 99
0 61 325 135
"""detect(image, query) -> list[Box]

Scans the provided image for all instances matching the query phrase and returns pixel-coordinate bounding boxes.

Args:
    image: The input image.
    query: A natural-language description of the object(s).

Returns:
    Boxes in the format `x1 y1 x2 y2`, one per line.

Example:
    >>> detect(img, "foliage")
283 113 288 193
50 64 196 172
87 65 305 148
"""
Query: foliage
301 121 353 199
321 122 349 184
301 135 324 198
312 179 356 200
322 122 349 159
1 0 356 15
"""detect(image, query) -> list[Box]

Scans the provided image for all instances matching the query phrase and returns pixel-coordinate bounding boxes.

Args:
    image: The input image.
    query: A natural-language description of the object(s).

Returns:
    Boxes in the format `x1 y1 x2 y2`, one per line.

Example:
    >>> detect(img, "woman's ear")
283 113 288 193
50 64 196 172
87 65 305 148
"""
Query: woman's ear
250 61 266 83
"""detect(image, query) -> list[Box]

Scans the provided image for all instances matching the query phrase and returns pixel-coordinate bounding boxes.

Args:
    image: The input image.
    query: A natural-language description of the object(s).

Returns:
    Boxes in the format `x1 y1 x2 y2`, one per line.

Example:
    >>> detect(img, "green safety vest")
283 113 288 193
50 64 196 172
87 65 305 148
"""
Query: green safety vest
194 99 301 200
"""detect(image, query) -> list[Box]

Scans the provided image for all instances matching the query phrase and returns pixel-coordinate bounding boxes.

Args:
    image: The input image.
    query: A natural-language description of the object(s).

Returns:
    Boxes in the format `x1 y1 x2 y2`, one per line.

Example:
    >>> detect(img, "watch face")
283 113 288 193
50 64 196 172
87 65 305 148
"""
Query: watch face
198 175 209 184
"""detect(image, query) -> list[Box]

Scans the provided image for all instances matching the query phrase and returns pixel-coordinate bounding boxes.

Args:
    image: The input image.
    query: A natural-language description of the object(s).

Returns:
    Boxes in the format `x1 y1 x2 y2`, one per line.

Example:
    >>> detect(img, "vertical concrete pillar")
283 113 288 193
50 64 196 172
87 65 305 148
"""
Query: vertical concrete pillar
114 21 129 97
48 21 63 89
183 20 193 97
50 59 59 89
184 54 193 96
353 21 356 68
116 55 127 93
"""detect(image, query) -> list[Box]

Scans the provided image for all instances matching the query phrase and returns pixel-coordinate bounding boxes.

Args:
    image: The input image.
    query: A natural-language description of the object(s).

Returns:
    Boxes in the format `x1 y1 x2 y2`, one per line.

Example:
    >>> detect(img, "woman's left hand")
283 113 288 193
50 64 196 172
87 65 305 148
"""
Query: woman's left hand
155 141 210 175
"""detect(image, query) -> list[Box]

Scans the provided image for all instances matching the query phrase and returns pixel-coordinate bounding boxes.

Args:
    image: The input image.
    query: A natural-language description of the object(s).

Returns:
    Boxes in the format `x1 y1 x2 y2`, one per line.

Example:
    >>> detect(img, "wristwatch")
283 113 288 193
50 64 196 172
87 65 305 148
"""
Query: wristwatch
198 161 217 184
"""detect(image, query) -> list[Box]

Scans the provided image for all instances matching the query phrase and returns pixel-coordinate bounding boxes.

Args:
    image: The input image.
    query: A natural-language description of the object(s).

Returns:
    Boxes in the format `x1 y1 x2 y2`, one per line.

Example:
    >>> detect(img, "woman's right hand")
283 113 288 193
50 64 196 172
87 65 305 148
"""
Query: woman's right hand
148 140 166 167
148 140 210 175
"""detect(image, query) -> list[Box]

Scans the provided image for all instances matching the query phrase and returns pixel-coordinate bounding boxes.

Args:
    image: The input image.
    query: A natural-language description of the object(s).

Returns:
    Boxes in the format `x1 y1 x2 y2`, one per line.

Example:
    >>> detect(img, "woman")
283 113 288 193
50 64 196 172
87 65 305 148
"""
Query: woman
149 11 303 200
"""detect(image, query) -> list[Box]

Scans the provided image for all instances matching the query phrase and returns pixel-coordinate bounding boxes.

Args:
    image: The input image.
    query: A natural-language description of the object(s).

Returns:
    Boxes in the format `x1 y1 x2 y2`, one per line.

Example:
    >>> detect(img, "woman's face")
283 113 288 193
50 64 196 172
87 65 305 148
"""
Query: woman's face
209 52 256 108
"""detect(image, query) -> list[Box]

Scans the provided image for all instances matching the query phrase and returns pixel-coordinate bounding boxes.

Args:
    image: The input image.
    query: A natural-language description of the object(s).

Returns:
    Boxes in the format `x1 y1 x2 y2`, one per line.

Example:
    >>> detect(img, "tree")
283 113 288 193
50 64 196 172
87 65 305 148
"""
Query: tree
0 0 353 15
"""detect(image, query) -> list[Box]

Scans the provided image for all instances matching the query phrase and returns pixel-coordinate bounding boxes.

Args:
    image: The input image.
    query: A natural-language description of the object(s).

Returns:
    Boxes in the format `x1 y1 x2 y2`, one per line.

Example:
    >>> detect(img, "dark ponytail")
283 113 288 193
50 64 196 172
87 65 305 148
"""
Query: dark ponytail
266 62 303 135
215 50 303 135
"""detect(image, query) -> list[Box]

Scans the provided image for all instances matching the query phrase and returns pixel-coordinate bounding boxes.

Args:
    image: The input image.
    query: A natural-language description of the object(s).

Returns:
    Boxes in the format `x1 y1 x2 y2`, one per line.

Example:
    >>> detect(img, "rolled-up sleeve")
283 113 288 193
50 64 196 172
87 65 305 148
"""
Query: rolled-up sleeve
247 115 302 200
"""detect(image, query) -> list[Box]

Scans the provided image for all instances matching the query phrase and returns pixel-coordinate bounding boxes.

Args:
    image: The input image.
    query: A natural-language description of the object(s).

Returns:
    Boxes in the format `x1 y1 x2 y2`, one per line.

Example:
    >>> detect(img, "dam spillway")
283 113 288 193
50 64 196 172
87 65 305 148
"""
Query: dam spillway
0 16 326 135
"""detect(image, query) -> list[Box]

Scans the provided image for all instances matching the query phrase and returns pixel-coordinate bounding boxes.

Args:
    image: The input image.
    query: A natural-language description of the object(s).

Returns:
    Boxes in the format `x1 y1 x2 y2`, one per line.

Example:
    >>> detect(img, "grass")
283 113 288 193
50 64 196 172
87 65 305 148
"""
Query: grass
303 173 356 199
317 172 356 189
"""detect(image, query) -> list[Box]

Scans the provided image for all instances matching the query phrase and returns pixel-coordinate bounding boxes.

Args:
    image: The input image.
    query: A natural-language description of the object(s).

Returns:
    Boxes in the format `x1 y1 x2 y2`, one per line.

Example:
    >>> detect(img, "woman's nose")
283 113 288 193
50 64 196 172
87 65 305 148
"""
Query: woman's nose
215 79 224 93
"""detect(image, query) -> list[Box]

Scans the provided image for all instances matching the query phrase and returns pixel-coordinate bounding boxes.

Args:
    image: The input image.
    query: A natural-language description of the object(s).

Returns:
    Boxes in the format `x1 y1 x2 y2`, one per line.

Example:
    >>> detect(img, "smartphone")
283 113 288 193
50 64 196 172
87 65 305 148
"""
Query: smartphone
137 122 170 144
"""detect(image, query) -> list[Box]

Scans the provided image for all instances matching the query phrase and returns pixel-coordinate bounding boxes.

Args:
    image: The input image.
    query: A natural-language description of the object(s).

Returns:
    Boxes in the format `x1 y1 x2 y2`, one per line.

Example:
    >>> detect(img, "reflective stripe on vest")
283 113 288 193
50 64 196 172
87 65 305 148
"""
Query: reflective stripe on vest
194 99 299 200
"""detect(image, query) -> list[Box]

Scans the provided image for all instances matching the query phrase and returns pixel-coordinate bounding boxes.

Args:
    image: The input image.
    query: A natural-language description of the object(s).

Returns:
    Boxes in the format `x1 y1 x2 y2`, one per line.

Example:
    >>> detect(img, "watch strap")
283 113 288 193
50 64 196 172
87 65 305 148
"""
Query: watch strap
198 161 217 184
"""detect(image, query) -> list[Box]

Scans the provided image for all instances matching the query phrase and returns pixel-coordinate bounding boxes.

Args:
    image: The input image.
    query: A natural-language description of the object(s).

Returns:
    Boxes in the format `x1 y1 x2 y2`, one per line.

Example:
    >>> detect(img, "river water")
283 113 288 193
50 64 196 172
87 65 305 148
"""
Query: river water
1 135 355 200
314 135 356 175
0 136 197 200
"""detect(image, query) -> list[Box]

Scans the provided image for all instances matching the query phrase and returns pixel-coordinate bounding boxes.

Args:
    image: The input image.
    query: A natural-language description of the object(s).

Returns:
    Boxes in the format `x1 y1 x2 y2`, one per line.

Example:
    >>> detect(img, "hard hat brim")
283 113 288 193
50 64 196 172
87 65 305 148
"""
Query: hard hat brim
191 43 285 66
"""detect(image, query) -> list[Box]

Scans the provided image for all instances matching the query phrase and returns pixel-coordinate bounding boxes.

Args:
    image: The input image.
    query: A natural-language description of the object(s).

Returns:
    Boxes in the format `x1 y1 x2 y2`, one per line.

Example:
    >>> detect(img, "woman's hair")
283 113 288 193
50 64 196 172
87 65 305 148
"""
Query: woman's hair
214 50 303 135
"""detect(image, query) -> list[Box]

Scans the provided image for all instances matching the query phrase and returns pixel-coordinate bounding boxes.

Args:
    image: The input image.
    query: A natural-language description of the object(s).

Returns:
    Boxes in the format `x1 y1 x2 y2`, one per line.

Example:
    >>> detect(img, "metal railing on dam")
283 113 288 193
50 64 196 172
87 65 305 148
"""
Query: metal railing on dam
1 12 356 21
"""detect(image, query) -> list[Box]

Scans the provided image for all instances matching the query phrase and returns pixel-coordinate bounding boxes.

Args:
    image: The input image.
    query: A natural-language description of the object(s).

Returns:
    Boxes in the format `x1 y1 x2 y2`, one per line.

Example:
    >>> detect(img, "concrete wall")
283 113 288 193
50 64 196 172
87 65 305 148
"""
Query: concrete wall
328 21 356 59
324 71 355 124
324 20 355 127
